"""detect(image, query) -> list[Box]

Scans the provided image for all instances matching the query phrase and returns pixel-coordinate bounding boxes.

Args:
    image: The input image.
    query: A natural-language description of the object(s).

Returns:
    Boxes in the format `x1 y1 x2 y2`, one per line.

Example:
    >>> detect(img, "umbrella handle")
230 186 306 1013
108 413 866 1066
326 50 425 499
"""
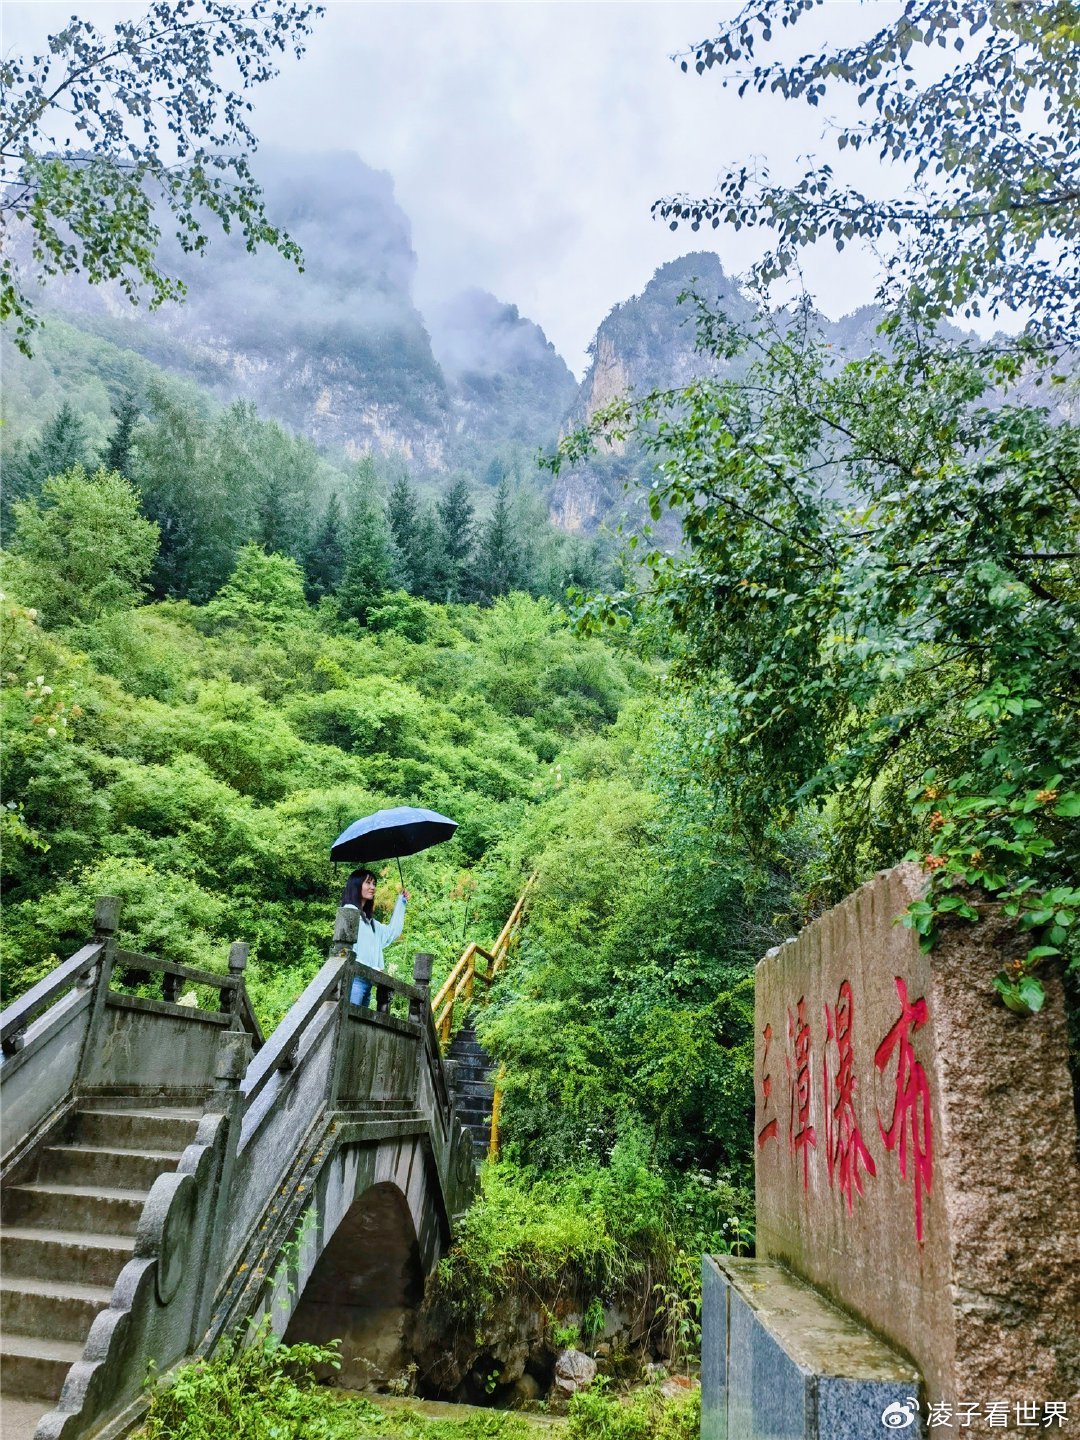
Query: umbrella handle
396 856 406 893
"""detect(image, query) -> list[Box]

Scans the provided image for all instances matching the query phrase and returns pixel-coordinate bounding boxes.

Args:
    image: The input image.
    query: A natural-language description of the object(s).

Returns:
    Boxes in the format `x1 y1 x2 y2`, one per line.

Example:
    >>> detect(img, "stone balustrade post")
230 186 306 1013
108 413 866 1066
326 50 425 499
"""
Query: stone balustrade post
76 895 122 1087
328 906 360 1109
224 941 250 1027
192 1025 253 1344
410 952 433 1025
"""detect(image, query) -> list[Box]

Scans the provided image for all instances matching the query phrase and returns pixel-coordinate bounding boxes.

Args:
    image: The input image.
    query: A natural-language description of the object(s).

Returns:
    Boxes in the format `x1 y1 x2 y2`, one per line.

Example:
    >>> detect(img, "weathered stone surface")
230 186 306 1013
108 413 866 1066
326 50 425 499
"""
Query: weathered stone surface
283 1180 423 1389
510 1372 541 1405
660 1375 696 1400
754 863 1080 1416
553 1348 597 1395
702 1255 924 1440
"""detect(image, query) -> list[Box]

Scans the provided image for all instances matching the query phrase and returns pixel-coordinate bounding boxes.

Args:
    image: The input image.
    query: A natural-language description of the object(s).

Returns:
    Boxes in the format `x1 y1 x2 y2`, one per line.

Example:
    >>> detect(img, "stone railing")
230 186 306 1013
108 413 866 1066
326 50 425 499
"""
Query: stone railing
1 898 482 1440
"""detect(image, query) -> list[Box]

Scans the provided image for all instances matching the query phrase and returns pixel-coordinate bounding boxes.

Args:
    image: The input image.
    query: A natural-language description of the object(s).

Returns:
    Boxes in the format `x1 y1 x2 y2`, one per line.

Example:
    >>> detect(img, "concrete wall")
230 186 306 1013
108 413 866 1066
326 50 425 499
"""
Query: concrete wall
754 863 1080 1411
227 1004 337 1267
338 1011 420 1107
0 989 91 1162
83 996 230 1094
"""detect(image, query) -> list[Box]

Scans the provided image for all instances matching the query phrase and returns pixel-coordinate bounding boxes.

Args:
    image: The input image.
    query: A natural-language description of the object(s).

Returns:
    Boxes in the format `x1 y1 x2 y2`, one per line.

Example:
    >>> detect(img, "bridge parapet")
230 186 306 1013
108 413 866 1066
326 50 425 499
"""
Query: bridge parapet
0 901 480 1440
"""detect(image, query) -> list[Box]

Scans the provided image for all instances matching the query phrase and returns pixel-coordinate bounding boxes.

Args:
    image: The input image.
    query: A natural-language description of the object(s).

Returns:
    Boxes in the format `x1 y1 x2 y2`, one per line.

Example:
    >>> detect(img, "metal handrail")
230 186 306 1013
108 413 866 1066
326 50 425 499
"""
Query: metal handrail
431 875 534 1048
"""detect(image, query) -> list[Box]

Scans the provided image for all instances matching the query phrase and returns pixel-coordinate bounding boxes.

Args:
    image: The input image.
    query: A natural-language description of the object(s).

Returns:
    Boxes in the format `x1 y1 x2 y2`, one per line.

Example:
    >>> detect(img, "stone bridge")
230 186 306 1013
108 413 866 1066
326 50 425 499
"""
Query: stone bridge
0 899 484 1440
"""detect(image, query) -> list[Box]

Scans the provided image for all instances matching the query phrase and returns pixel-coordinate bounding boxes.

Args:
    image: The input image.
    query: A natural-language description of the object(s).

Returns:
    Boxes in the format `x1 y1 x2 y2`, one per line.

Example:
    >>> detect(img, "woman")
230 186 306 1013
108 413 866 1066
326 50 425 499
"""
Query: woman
340 869 409 1007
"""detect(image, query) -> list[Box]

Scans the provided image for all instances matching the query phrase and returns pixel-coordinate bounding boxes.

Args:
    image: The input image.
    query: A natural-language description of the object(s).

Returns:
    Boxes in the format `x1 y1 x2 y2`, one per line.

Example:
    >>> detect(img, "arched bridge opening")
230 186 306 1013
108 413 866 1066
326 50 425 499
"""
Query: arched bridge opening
285 1181 423 1390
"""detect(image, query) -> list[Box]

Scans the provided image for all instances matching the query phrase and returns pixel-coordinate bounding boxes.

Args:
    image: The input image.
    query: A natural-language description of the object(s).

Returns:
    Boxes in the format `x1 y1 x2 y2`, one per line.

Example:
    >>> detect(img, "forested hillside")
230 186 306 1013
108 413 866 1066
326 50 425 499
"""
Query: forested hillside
1 464 804 1385
8 149 575 473
0 323 610 613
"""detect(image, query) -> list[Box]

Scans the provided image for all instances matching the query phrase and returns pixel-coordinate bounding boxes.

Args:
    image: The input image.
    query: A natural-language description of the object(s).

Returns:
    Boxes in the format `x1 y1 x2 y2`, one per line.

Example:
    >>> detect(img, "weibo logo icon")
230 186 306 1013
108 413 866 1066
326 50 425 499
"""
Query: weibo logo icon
881 1399 919 1430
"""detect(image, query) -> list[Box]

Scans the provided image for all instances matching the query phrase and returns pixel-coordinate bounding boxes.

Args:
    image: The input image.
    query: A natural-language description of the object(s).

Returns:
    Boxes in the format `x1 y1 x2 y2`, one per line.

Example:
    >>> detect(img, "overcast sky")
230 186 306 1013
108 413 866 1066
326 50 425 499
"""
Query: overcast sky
4 1 902 376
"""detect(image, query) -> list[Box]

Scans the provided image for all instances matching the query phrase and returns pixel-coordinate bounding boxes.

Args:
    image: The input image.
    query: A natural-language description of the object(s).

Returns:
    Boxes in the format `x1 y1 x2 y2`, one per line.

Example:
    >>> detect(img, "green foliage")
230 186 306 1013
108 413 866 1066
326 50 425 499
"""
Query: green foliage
103 390 140 480
8 464 159 626
387 471 420 590
206 546 312 630
339 490 397 625
660 1 1080 340
567 1379 699 1440
438 476 478 603
1 3 321 354
476 703 801 1178
1 399 94 529
140 1321 342 1440
0 572 648 1023
141 1338 539 1440
476 478 523 602
306 493 347 602
433 1139 749 1365
564 308 1080 1013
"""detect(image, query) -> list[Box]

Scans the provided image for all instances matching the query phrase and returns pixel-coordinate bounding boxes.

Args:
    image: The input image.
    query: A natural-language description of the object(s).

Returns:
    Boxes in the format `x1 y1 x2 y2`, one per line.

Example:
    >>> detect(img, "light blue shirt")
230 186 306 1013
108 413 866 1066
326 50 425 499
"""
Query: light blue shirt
345 894 406 974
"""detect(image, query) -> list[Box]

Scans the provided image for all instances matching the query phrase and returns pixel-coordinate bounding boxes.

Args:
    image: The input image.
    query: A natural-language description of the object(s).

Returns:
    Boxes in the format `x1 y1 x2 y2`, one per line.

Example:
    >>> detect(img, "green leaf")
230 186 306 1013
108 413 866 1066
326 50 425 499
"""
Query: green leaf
1017 976 1046 1012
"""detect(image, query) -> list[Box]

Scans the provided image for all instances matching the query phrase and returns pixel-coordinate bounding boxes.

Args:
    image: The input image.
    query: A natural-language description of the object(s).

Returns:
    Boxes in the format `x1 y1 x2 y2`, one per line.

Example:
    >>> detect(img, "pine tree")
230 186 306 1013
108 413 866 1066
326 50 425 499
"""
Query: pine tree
337 493 394 624
386 471 419 590
103 391 140 478
410 502 454 603
437 475 477 603
2 401 93 534
304 493 346 601
476 477 520 603
483 456 506 489
32 402 91 479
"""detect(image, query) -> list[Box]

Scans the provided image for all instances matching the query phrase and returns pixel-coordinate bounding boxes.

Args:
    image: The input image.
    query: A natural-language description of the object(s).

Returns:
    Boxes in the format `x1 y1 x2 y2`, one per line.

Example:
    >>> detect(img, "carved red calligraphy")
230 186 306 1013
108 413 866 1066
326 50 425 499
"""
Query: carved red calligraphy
874 976 933 1242
787 997 816 1189
822 980 876 1213
757 1022 779 1150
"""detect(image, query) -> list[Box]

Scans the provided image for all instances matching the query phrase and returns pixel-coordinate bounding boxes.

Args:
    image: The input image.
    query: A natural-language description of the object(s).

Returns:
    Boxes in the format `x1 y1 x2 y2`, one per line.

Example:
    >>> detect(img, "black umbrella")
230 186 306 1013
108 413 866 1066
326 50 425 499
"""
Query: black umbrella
330 807 458 885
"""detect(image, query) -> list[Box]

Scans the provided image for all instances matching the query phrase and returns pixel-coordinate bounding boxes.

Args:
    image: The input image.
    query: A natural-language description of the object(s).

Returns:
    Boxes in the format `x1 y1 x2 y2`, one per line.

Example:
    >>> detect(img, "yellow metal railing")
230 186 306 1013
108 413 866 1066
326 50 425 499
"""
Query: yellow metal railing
430 876 534 1048
431 877 534 1161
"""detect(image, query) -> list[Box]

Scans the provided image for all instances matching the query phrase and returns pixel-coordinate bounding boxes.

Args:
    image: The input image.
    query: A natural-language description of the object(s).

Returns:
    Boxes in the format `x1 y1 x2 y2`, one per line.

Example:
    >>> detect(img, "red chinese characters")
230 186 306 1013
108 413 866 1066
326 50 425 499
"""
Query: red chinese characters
757 1023 779 1150
874 976 934 1242
788 997 816 1189
822 980 876 1213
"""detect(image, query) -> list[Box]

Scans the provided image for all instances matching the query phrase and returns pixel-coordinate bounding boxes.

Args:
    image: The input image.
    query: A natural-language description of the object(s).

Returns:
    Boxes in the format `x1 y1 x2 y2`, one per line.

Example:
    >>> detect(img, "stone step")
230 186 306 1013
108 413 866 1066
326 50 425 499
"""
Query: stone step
0 1333 84 1404
456 1100 493 1120
448 1038 487 1059
0 1393 51 1440
0 1227 135 1287
36 1143 180 1191
448 1028 484 1046
449 1059 495 1082
454 1078 495 1101
72 1107 201 1152
0 1276 113 1343
3 1182 147 1235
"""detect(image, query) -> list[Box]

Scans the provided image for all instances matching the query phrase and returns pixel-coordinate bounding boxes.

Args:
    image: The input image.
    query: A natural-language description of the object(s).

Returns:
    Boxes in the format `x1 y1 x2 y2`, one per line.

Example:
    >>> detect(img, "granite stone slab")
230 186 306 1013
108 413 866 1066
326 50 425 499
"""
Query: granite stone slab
702 1255 924 1440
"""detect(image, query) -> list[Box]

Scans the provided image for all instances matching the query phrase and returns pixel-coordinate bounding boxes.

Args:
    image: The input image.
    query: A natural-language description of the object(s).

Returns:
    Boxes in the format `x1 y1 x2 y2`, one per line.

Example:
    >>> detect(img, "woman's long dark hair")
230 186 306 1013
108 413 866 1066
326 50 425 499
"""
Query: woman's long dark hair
341 869 377 921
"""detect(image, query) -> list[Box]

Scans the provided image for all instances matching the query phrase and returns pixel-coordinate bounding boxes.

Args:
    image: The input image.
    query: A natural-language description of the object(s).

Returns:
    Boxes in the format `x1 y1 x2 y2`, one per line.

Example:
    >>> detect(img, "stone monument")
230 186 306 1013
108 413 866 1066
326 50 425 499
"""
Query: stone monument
702 863 1080 1438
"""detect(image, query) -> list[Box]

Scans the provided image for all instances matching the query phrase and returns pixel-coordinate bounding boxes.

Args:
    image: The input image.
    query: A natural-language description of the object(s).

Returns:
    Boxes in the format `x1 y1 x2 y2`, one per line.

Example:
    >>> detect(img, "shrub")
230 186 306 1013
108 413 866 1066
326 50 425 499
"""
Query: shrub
568 1379 700 1440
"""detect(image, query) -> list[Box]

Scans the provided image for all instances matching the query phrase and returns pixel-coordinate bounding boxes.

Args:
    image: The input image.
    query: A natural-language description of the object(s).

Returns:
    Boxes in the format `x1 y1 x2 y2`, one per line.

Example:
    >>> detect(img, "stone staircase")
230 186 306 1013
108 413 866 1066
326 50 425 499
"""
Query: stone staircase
446 1016 496 1159
0 1103 202 1440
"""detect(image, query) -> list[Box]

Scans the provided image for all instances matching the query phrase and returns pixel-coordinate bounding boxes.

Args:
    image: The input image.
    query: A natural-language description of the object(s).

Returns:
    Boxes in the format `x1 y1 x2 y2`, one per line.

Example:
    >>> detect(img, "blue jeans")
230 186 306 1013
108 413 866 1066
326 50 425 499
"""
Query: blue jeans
350 976 372 1008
